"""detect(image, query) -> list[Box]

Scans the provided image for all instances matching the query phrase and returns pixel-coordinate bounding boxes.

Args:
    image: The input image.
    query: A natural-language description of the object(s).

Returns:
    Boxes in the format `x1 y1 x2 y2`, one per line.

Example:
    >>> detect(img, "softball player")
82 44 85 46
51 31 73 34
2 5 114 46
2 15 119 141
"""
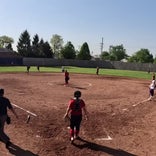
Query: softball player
148 80 155 100
65 70 70 85
0 88 18 148
152 72 155 80
64 90 88 143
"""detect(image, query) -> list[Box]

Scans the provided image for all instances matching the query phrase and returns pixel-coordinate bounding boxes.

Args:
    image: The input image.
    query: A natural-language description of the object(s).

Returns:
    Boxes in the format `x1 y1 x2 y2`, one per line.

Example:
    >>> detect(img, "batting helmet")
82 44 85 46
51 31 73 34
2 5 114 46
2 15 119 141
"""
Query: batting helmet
74 90 81 98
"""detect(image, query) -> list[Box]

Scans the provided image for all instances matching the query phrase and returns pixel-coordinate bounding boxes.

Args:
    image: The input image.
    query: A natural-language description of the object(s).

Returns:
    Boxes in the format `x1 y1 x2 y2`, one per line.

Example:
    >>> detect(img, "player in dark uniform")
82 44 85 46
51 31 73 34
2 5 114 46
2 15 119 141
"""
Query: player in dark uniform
0 88 18 148
64 90 88 143
152 72 155 80
37 66 40 72
27 66 30 73
96 66 100 75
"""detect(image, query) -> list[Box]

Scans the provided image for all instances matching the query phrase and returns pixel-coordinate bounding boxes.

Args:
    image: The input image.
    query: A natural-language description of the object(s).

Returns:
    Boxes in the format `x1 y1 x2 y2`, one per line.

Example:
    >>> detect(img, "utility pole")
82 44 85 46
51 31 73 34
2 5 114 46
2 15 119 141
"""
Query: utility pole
100 37 104 54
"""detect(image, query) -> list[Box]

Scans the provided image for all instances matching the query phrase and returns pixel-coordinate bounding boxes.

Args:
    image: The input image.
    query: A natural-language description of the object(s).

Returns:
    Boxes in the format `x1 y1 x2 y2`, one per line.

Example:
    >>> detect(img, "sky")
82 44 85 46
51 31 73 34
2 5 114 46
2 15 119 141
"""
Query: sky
1 0 156 56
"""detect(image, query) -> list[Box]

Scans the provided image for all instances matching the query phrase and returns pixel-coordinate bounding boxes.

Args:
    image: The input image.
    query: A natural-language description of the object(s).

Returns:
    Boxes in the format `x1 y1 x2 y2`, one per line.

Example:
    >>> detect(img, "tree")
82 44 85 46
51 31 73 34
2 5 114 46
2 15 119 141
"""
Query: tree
100 51 110 60
38 39 45 57
109 44 128 61
60 41 76 59
50 34 63 58
31 34 40 57
77 42 91 60
5 43 13 50
17 30 32 57
42 41 53 58
38 39 53 58
153 57 156 64
128 55 138 62
128 49 153 63
0 35 14 49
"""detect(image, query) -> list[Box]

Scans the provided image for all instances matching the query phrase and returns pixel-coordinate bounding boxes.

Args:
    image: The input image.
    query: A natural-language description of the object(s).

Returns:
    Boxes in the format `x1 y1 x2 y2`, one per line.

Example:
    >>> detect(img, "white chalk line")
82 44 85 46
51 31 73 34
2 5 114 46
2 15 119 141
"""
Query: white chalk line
122 108 128 111
96 135 113 141
66 126 113 141
12 103 37 117
86 82 92 87
47 82 54 86
47 81 92 88
132 98 151 107
120 97 151 114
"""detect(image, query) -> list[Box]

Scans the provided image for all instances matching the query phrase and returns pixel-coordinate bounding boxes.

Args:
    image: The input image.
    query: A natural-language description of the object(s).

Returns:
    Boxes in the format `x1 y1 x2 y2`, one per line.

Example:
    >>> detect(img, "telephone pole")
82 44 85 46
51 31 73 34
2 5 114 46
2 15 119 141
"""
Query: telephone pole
100 37 104 54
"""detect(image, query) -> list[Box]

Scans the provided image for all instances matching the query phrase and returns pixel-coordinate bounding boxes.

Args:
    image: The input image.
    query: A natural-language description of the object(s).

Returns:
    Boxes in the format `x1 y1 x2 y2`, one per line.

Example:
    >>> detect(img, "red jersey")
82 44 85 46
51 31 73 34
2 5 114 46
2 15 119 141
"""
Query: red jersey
65 71 69 77
68 99 85 116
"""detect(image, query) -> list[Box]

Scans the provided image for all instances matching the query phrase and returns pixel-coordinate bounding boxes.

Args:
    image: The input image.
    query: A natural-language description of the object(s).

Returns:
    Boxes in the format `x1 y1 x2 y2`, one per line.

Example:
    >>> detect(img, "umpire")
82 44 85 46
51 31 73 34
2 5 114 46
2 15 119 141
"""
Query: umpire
0 88 18 148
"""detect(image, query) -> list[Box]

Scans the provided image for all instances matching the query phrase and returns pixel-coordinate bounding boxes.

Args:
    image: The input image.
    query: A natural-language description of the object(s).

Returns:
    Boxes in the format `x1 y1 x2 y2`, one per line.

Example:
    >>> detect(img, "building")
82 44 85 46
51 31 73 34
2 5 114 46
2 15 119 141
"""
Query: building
0 48 23 65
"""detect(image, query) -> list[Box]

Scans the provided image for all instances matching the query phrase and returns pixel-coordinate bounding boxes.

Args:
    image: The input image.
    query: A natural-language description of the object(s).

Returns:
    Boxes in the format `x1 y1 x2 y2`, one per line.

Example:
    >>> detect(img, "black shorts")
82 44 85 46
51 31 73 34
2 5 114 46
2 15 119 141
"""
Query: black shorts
65 77 69 81
70 115 82 129
150 89 154 96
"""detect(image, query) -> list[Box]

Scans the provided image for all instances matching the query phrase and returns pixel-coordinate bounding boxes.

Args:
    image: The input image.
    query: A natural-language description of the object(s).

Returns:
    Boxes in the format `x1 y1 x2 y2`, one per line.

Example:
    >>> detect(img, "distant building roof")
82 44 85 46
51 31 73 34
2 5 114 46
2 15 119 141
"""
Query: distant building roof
0 48 14 53
0 48 21 58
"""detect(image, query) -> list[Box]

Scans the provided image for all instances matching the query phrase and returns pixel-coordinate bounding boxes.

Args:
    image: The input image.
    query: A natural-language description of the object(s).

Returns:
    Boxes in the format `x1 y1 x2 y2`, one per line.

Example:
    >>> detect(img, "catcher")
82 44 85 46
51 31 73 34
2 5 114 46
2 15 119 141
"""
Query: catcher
64 90 88 143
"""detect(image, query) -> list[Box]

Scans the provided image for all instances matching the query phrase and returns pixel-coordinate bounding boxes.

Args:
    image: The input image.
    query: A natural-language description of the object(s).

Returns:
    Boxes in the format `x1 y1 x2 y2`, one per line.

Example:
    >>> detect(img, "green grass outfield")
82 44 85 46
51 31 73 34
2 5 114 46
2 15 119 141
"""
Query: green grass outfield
0 66 153 80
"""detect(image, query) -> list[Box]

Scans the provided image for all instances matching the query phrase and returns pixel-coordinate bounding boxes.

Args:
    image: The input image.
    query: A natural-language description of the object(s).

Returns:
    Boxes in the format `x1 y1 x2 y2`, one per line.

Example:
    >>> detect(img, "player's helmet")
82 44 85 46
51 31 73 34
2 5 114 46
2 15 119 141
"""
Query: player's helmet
0 88 4 95
74 90 81 98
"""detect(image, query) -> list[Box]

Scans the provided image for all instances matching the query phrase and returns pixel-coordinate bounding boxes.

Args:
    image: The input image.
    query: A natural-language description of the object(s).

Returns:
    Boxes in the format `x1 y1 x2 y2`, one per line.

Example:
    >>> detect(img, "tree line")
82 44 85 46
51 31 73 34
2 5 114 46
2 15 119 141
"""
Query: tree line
0 30 156 63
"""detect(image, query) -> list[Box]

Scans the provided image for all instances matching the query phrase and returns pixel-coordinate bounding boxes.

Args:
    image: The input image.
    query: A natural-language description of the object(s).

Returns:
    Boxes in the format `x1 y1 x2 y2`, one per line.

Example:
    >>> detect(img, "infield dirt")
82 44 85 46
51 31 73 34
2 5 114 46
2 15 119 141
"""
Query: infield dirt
0 72 156 156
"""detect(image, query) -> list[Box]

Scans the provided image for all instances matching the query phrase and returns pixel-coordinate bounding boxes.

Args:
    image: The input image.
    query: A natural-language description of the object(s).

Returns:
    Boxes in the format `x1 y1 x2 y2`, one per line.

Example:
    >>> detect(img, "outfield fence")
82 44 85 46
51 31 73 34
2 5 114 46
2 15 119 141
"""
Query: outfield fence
22 57 156 72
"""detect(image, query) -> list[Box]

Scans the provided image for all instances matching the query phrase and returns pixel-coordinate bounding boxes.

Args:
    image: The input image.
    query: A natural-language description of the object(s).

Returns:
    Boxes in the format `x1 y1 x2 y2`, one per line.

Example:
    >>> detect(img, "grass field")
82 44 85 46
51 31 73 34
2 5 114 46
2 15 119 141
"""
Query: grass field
0 66 153 80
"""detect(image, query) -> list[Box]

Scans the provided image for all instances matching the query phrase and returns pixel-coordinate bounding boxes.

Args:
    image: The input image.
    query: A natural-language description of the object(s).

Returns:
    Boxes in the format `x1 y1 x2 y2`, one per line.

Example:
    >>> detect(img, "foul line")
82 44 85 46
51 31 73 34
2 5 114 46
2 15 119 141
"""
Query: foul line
121 97 152 114
132 98 151 107
12 103 37 117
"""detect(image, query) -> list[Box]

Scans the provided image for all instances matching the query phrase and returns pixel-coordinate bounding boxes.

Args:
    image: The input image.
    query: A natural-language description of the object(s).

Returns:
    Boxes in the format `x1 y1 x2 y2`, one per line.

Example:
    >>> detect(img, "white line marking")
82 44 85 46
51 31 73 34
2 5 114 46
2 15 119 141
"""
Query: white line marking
112 113 116 116
87 82 92 87
12 103 37 117
47 82 53 86
96 136 113 141
122 108 128 111
132 101 142 107
132 104 138 107
36 135 41 138
132 98 150 107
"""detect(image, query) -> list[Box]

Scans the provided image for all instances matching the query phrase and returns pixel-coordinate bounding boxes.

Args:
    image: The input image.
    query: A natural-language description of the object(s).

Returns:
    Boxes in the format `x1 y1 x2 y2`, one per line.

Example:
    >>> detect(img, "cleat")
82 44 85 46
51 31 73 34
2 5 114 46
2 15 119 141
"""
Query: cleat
70 137 74 143
75 136 80 140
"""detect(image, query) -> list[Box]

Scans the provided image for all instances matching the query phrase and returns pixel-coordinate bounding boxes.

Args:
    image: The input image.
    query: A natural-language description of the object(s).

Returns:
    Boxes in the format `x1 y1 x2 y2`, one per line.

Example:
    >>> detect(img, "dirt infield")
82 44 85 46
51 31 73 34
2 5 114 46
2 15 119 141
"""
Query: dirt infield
0 72 156 156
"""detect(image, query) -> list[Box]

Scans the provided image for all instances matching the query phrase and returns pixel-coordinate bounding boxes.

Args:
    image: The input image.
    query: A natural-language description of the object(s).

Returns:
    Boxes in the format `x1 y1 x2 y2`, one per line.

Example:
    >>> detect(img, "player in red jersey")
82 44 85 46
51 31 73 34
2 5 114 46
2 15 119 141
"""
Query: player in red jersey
64 90 88 143
64 70 70 85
